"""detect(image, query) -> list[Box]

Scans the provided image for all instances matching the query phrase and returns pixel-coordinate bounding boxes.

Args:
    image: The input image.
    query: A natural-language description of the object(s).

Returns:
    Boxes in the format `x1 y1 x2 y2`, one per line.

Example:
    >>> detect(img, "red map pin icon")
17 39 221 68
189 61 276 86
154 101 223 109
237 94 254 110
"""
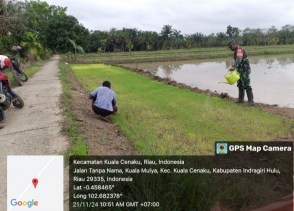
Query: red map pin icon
32 178 38 188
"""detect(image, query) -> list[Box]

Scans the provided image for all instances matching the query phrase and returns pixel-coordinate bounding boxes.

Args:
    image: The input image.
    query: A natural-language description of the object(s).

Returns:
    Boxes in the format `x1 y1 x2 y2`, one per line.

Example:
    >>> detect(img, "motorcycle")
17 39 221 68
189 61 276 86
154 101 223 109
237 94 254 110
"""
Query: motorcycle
6 55 28 86
0 70 24 128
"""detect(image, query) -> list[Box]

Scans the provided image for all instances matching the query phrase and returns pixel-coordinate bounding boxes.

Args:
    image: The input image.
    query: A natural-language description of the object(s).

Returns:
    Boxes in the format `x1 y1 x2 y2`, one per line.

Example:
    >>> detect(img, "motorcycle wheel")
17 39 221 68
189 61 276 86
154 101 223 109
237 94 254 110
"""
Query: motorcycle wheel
12 96 24 108
0 107 6 128
12 70 23 86
20 70 28 82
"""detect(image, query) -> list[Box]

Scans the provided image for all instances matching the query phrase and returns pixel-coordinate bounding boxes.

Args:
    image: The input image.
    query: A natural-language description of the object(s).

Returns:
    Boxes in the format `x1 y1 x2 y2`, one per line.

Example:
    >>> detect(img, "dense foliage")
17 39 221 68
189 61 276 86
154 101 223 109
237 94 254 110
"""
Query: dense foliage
0 0 89 60
0 0 293 59
91 24 294 53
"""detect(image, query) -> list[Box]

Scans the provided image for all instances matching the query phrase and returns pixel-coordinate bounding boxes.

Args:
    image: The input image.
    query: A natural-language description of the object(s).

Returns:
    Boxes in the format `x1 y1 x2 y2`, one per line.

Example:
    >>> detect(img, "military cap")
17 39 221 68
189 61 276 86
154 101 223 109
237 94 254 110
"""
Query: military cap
227 40 236 49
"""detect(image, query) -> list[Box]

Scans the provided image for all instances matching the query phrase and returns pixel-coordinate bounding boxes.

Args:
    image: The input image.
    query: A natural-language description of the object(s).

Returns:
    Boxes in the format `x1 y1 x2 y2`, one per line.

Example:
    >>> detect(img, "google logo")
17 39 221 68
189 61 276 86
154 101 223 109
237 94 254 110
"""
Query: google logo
10 199 38 208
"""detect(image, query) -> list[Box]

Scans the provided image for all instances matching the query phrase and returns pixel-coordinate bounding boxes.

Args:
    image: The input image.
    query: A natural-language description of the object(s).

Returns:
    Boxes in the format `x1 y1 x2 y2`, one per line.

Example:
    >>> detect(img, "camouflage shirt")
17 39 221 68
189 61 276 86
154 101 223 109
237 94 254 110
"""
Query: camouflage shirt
233 45 251 72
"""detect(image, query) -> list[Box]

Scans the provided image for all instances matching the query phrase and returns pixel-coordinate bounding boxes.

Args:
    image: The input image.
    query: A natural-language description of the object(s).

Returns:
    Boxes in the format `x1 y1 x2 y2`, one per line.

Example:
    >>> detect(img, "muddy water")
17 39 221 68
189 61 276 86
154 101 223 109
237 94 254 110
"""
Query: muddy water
123 55 294 108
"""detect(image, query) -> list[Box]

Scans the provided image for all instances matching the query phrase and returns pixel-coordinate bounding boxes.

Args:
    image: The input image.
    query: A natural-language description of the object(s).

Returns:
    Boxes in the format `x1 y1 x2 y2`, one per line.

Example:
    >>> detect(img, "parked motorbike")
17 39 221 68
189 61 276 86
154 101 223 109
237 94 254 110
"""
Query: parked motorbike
6 55 28 86
0 70 24 128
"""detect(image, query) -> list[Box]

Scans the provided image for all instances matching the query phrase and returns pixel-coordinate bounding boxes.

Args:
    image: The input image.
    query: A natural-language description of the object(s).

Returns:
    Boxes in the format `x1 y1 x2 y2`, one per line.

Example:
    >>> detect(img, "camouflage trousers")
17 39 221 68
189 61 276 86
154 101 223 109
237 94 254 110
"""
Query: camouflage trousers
237 69 252 91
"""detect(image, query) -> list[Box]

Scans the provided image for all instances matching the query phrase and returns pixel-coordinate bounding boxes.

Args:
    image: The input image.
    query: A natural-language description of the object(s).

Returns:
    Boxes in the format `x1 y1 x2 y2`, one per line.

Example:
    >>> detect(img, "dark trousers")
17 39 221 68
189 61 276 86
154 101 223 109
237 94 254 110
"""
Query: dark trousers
237 70 252 91
92 105 117 117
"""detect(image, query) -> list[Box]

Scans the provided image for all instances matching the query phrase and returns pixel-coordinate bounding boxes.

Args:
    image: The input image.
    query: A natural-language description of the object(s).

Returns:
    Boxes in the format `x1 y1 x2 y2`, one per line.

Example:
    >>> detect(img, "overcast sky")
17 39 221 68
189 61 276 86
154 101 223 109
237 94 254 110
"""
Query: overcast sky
44 0 294 35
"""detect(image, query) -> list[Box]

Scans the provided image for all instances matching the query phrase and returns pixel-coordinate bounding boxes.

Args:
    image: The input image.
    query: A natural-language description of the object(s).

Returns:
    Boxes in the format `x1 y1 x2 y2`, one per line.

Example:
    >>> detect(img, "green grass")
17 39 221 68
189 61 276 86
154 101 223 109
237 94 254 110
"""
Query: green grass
70 64 293 155
58 62 89 156
66 63 293 210
68 45 294 64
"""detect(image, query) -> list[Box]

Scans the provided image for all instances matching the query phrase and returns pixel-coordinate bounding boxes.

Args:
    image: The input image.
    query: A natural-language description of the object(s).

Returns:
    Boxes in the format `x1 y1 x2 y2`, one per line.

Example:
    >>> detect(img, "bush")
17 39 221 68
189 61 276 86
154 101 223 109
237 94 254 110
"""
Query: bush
40 49 52 59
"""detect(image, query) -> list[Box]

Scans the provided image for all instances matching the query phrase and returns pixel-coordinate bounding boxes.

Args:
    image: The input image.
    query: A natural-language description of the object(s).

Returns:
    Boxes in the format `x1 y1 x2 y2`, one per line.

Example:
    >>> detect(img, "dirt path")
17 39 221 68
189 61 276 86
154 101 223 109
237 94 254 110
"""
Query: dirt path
0 55 69 209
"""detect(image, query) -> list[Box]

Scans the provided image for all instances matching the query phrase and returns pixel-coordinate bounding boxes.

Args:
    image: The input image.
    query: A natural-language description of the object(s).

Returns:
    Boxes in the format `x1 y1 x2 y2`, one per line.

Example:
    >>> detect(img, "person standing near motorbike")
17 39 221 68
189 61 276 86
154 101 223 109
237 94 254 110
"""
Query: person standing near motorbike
4 46 28 86
9 46 22 74
11 46 22 56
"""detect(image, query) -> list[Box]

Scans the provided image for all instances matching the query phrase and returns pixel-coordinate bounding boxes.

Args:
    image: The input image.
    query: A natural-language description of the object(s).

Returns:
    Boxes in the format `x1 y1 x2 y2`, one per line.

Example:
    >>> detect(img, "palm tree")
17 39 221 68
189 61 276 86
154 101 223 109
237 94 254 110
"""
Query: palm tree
216 32 226 47
130 28 138 45
115 30 124 52
126 40 133 55
150 32 160 50
100 31 111 52
253 38 258 46
116 28 131 52
137 31 153 51
206 33 216 47
183 35 192 49
137 31 145 50
108 28 117 51
160 25 173 49
191 32 204 48
172 29 183 49
274 37 279 45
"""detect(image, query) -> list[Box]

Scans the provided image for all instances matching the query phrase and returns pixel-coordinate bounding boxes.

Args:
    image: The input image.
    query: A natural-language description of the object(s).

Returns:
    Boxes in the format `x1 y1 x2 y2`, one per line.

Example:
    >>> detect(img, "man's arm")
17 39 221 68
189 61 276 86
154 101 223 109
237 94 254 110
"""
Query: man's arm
112 93 116 106
112 99 116 106
89 89 98 99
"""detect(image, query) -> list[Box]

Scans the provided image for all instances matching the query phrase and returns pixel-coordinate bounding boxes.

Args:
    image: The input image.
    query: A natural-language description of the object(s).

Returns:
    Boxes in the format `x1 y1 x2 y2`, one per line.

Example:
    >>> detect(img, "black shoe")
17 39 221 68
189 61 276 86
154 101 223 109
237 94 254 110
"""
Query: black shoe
246 90 254 106
235 89 245 103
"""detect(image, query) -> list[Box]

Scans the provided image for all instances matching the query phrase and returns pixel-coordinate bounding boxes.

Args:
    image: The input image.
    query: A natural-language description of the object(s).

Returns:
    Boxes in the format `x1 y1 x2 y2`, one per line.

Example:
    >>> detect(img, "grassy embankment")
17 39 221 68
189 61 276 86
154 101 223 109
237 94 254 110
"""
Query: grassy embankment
71 45 294 64
70 64 293 155
58 62 89 156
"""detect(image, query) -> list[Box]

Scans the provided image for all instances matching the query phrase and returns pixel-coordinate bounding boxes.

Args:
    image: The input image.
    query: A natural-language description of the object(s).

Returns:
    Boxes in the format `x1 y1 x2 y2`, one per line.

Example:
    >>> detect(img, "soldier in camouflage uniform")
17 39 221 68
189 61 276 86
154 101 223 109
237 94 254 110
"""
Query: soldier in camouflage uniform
227 40 254 106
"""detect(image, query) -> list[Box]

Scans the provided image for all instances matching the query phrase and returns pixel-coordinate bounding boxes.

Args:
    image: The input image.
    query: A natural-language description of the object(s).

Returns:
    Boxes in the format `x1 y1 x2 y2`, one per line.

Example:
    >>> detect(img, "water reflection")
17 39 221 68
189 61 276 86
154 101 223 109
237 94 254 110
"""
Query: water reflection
160 64 182 78
122 54 294 108
223 56 294 68
250 56 294 67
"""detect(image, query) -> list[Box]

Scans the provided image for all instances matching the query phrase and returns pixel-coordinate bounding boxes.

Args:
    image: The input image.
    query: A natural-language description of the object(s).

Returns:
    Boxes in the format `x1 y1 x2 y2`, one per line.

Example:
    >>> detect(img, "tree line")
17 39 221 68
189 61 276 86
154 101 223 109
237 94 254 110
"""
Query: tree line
92 24 294 53
0 0 89 60
0 0 294 60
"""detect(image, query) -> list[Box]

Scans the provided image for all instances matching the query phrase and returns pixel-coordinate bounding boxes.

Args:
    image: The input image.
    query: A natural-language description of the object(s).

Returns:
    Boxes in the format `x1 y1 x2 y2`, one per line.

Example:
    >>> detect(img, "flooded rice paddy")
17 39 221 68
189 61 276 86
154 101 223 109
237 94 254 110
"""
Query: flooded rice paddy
123 55 294 108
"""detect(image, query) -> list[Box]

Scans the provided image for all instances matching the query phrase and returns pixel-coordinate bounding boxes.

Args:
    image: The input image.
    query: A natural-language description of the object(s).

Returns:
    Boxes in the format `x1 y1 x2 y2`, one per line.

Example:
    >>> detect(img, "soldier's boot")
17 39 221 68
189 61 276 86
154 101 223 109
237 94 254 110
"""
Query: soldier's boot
246 90 254 106
234 89 245 103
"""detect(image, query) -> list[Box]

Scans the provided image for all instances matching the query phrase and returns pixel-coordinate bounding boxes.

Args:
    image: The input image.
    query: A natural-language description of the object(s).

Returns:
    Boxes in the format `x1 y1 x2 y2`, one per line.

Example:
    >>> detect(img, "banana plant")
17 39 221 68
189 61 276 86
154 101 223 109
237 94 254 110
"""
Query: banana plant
68 38 85 60
20 31 43 61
